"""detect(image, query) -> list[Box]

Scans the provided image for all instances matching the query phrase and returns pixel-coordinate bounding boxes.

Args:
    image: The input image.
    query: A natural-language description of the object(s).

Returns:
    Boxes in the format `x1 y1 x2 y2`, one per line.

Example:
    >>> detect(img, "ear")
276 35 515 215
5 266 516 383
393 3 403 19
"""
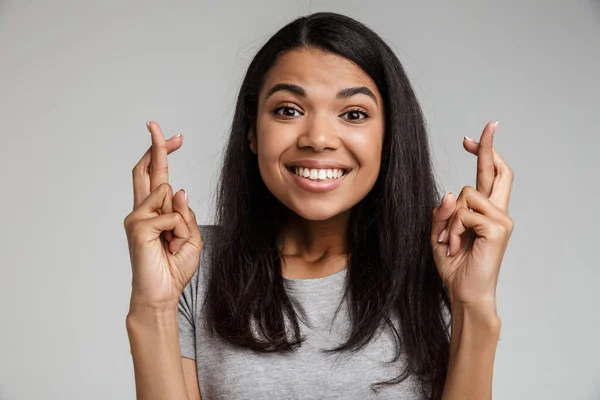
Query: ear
247 127 257 154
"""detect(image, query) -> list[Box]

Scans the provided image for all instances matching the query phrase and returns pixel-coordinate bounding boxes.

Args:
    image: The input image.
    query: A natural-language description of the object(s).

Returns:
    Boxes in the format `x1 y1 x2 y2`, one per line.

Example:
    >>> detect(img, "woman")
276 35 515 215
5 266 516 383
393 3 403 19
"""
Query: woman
124 12 514 400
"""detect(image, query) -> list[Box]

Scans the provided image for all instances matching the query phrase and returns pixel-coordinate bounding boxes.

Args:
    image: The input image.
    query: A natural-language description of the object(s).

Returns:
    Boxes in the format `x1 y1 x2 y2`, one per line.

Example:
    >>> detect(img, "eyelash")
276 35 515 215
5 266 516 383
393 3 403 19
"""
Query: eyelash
272 106 370 122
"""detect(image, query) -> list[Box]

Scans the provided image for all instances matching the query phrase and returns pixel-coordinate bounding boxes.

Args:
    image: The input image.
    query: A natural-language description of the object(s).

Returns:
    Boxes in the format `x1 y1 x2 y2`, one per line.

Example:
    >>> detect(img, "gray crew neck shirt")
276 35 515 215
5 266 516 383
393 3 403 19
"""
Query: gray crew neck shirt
178 225 428 399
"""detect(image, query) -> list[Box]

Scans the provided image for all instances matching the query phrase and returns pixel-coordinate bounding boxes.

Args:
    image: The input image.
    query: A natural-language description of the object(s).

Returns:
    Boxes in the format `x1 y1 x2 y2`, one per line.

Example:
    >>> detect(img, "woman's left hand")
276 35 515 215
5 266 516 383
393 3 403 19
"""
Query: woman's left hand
431 121 515 309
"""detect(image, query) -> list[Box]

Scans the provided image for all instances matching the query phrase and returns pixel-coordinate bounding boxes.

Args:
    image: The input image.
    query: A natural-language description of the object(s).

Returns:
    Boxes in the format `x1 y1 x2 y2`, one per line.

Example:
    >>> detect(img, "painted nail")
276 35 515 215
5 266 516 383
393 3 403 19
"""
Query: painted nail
464 136 476 142
438 229 447 243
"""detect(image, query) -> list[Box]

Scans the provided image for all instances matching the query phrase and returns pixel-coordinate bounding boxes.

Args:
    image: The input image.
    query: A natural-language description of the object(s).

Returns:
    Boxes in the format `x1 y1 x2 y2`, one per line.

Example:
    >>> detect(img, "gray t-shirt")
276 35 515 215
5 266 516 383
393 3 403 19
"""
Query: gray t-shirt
178 225 428 399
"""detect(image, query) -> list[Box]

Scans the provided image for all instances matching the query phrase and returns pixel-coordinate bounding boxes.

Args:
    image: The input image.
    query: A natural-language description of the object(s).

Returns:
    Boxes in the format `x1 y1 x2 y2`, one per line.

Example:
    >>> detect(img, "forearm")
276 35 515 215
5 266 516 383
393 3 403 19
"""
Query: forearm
126 302 189 400
442 301 501 400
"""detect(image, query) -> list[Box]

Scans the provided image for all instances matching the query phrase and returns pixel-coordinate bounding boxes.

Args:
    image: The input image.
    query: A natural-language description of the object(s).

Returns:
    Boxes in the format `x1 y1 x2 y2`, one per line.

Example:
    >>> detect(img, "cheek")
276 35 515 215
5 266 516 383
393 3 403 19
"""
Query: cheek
255 122 295 181
347 129 384 173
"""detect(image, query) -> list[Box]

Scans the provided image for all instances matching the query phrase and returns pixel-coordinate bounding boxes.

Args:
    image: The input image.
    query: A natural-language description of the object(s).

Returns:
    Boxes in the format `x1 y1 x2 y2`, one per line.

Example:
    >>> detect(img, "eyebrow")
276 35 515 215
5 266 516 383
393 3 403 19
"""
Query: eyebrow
265 83 378 106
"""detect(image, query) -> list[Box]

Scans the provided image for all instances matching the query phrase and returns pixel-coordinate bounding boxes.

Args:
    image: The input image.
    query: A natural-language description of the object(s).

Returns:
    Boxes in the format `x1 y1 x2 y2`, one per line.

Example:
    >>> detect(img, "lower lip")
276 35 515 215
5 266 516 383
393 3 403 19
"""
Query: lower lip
287 168 348 192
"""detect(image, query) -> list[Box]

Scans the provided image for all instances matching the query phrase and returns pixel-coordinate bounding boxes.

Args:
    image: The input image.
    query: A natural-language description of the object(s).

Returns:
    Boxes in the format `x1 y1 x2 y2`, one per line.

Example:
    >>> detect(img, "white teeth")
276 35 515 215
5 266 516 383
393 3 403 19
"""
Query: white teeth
291 167 347 181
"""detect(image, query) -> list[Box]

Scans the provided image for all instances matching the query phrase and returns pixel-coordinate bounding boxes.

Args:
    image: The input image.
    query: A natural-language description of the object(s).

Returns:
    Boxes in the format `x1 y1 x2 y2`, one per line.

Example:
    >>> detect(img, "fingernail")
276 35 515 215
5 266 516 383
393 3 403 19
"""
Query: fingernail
441 192 450 206
464 136 476 143
146 121 151 130
169 134 182 140
447 247 451 257
172 249 179 255
438 229 447 243
493 121 499 133
183 189 188 203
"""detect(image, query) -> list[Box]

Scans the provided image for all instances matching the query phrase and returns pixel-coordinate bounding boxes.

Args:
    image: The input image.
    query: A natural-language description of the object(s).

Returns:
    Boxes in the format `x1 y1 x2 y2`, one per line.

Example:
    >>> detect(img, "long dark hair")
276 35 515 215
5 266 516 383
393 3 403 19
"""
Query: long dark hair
205 12 451 399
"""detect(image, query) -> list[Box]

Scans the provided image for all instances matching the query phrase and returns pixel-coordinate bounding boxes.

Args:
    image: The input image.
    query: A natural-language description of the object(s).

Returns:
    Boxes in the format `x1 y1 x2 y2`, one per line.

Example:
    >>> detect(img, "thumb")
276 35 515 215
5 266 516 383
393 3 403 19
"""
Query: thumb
431 192 455 245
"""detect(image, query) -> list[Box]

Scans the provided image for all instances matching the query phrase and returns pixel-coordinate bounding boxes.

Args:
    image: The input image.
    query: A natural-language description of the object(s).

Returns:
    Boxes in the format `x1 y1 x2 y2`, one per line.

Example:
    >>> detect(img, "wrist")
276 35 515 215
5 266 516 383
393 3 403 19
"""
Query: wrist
451 296 499 320
127 299 179 330
451 300 501 338
128 294 180 314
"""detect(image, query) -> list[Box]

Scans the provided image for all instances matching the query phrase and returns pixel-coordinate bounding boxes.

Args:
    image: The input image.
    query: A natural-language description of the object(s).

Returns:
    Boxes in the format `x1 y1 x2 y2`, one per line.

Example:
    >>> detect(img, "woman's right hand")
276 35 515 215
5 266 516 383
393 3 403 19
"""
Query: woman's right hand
123 121 203 311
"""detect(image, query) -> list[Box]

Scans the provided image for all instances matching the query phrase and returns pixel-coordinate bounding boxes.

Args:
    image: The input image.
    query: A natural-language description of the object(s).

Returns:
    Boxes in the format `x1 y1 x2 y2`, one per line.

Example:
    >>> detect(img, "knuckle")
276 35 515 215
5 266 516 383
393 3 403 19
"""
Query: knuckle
155 141 167 151
173 212 185 225
132 164 143 178
478 164 495 175
457 185 472 198
123 214 132 230
158 182 173 195
507 167 515 181
151 162 168 174
505 217 515 232
456 208 470 220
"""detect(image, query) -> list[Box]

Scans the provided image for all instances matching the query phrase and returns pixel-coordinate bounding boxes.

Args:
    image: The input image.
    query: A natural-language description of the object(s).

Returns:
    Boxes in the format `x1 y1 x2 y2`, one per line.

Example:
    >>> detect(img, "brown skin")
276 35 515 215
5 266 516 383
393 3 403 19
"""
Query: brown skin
248 47 385 279
124 121 204 399
432 121 514 308
430 122 515 399
124 122 203 309
125 50 514 400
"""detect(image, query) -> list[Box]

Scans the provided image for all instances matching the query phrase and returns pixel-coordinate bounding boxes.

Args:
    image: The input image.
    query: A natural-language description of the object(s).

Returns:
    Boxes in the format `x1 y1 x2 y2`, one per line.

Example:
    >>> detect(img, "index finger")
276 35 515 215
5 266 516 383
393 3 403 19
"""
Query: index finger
147 121 170 192
474 121 498 197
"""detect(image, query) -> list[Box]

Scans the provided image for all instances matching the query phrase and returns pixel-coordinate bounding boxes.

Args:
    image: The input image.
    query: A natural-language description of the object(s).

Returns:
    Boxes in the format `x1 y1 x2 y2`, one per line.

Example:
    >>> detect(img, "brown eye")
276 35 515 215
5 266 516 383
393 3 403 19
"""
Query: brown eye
341 109 369 122
273 106 303 118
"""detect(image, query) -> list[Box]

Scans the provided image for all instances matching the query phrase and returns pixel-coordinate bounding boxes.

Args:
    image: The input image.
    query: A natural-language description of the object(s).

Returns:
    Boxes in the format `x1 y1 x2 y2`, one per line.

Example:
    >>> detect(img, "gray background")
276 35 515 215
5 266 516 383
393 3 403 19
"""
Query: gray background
1 0 598 399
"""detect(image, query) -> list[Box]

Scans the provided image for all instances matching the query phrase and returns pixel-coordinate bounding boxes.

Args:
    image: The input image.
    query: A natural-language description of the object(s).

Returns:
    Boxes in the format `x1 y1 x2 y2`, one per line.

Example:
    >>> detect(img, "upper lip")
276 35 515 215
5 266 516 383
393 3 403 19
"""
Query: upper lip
284 159 353 171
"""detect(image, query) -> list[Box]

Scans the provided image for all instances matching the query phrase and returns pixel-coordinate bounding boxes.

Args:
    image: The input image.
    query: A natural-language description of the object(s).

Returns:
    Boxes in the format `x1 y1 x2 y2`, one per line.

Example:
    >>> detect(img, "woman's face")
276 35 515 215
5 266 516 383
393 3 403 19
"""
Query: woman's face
250 47 385 221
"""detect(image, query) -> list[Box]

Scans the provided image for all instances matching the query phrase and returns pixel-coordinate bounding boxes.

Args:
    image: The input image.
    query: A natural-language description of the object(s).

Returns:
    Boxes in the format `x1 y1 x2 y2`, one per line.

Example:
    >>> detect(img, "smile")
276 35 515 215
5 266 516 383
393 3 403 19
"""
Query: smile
285 166 350 193
290 166 347 181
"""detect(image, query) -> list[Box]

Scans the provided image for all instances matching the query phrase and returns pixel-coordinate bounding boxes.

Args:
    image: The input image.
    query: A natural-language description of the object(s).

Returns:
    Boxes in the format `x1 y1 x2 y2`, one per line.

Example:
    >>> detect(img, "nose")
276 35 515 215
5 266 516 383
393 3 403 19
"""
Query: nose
297 114 341 152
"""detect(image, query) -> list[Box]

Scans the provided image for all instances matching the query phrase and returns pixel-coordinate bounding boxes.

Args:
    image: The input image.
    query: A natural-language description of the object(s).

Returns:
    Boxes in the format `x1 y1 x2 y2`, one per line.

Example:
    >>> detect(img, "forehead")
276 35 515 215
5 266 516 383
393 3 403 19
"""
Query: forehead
260 47 380 99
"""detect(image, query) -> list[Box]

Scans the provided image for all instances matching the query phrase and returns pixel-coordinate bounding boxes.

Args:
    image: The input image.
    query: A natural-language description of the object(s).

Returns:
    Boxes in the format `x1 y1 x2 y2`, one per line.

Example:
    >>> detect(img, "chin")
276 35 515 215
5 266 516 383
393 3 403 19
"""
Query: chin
281 198 351 222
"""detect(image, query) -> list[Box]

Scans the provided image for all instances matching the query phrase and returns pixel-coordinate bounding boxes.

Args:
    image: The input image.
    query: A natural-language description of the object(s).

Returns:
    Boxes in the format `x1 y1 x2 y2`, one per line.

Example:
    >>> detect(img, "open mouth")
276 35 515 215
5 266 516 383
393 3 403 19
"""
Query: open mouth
286 166 350 181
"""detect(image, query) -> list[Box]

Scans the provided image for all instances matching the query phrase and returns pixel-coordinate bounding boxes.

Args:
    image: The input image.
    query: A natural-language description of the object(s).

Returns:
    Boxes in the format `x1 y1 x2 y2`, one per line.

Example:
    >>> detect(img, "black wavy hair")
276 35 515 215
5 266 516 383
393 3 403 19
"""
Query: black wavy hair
204 12 451 399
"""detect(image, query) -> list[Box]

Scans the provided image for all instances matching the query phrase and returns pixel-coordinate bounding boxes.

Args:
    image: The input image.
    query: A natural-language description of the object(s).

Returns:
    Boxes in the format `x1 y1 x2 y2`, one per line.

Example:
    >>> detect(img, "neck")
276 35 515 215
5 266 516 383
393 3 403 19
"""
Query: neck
278 210 350 278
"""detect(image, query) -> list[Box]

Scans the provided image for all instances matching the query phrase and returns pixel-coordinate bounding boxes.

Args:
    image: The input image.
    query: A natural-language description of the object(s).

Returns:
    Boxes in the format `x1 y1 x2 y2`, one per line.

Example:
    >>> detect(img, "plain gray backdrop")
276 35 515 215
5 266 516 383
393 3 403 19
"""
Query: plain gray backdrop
1 0 599 399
